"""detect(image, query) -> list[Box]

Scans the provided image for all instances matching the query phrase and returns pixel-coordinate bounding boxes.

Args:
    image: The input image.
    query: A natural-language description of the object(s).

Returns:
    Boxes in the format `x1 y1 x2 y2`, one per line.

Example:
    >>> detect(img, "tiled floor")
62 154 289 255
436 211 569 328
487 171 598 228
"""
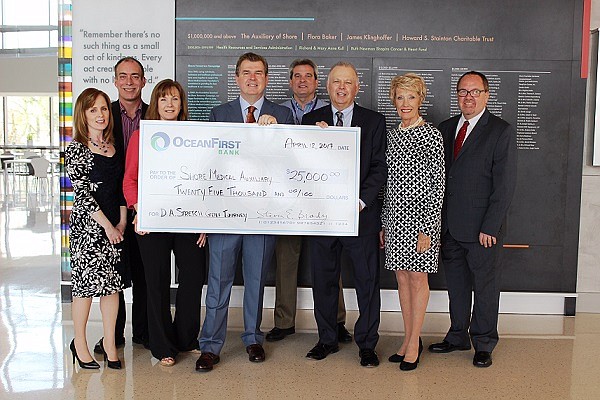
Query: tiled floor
2 181 600 399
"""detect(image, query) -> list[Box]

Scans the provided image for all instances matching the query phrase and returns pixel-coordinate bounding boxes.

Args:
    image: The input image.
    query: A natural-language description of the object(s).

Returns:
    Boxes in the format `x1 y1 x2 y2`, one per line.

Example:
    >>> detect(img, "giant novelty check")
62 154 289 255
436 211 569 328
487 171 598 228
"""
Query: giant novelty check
137 120 361 236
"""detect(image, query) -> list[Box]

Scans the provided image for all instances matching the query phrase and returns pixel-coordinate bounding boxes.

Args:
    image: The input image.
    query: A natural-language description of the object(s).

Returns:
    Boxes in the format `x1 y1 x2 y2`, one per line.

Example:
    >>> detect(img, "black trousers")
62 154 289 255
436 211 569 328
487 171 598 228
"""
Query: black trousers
115 210 148 343
441 231 503 353
309 234 380 350
136 232 206 359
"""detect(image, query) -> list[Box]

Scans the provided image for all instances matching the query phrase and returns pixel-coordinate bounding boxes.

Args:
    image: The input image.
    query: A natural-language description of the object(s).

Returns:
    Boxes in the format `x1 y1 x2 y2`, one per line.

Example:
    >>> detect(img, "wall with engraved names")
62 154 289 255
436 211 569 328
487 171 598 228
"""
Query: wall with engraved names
175 0 586 293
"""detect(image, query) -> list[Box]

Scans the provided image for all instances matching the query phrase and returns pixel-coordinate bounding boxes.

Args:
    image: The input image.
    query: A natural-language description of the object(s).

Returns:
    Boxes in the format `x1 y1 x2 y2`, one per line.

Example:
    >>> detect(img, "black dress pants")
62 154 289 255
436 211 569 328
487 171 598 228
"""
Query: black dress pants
309 234 380 350
137 232 206 359
115 210 148 343
441 231 503 353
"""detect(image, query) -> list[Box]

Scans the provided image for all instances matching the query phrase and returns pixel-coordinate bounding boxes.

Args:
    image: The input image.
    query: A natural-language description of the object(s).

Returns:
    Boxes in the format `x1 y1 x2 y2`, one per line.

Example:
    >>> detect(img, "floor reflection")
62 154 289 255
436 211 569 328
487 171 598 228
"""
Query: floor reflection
1 182 600 399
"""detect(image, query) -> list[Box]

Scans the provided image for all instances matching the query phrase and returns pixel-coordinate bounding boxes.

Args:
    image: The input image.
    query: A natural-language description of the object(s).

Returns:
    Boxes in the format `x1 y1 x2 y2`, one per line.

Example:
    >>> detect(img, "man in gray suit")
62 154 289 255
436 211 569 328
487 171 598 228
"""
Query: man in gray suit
428 71 517 368
195 52 294 372
266 58 351 344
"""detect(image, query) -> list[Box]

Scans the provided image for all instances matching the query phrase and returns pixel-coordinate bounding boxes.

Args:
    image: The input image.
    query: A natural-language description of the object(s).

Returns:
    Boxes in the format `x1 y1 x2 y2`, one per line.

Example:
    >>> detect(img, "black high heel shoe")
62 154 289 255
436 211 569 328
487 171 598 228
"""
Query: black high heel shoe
97 338 122 369
399 337 423 371
70 339 100 369
390 337 423 363
388 353 405 363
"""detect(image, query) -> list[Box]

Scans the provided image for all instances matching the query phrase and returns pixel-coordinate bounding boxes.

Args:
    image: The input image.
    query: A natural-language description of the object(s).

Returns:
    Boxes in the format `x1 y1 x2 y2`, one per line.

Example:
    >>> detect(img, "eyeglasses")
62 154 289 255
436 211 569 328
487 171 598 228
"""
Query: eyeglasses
457 89 487 97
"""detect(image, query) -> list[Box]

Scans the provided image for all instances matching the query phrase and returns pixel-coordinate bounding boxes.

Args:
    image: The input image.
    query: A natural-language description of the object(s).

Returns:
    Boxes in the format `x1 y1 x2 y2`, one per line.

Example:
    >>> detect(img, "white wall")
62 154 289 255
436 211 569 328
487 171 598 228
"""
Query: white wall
577 0 600 312
0 56 57 95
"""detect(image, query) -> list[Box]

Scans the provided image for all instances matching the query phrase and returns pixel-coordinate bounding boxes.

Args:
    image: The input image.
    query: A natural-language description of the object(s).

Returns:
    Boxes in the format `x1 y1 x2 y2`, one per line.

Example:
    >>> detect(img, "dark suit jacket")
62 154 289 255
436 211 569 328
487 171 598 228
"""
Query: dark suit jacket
111 100 149 166
208 97 294 125
439 109 517 242
302 104 387 236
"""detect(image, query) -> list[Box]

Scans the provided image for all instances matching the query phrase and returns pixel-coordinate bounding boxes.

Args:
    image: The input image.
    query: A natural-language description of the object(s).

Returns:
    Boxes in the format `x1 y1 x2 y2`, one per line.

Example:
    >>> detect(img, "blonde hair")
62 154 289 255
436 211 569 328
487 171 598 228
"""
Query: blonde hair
72 88 113 145
145 79 188 121
389 73 426 104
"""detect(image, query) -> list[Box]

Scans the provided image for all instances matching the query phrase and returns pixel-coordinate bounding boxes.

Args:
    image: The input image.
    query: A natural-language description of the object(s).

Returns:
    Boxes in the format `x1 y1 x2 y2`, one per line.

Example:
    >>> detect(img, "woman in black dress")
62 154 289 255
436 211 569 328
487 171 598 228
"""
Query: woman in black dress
66 88 128 370
380 74 445 371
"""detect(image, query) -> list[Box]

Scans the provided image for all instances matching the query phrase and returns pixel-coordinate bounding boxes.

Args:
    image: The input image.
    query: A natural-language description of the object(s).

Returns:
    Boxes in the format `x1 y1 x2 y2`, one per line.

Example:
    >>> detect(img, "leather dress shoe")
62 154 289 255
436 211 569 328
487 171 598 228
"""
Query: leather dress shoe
94 337 125 355
338 323 352 343
195 352 220 372
428 340 471 353
265 326 295 342
306 343 339 360
246 344 266 362
473 351 492 368
359 349 379 367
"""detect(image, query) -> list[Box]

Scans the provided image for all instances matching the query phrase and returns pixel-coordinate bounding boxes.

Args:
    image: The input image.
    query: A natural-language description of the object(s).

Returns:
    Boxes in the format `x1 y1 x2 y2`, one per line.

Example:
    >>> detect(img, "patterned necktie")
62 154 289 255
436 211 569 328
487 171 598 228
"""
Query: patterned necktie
246 105 256 123
453 120 469 159
335 111 344 127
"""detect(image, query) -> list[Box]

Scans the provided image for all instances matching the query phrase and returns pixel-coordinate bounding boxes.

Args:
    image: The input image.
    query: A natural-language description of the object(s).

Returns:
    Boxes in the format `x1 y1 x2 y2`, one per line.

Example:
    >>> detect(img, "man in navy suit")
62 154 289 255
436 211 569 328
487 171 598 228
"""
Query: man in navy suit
302 61 387 367
428 71 517 368
195 53 294 372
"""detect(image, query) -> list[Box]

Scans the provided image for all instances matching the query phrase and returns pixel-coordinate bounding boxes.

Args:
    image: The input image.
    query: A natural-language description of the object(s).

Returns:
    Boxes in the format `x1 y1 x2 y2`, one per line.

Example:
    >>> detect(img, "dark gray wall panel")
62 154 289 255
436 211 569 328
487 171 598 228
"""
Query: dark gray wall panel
175 0 585 293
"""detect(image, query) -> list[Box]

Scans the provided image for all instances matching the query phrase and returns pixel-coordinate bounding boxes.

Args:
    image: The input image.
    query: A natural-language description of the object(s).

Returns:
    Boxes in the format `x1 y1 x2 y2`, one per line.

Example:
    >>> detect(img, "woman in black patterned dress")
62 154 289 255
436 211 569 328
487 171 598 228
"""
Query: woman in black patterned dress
65 88 128 369
379 74 445 371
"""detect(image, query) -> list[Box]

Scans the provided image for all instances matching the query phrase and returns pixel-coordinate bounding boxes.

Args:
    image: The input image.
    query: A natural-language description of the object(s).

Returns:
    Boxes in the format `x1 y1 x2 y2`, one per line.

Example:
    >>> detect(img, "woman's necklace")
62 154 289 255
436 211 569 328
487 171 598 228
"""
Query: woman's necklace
88 136 109 153
398 116 423 131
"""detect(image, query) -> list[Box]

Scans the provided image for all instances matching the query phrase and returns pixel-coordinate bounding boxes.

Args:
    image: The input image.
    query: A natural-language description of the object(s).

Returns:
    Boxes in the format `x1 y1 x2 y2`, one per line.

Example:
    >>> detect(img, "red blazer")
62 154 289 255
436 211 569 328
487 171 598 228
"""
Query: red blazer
122 129 140 209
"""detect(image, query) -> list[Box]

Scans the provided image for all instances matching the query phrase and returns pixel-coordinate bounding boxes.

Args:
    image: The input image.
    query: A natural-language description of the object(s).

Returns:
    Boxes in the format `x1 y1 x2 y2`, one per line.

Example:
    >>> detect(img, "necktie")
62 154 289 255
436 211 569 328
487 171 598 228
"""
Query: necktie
453 120 469 159
246 105 256 123
335 111 344 126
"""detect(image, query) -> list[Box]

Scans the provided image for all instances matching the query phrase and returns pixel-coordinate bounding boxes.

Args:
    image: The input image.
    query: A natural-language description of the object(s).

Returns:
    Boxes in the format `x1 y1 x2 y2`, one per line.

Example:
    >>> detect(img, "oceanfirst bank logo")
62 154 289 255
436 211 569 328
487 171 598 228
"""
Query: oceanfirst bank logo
151 132 170 151
150 132 242 155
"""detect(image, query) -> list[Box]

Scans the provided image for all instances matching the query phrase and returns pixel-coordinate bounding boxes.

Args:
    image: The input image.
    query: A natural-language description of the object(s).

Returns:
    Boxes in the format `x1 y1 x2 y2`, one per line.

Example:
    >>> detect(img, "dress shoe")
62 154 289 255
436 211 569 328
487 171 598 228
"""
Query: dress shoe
359 349 379 367
338 323 352 343
95 338 122 369
400 358 419 371
399 343 422 371
389 337 423 363
265 326 295 342
70 339 100 369
94 337 125 355
428 340 471 353
195 352 220 372
473 351 492 368
306 343 339 360
246 344 266 362
160 357 175 367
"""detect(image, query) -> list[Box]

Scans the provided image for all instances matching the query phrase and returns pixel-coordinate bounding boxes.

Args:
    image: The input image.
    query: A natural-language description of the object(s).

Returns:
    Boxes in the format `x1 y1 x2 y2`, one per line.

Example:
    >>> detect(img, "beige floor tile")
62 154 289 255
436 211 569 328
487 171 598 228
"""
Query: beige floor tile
2 189 600 399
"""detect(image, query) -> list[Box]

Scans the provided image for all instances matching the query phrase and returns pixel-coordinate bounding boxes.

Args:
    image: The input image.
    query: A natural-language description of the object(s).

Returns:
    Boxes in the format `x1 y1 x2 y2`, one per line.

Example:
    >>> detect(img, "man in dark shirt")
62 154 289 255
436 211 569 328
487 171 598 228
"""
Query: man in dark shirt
94 56 149 354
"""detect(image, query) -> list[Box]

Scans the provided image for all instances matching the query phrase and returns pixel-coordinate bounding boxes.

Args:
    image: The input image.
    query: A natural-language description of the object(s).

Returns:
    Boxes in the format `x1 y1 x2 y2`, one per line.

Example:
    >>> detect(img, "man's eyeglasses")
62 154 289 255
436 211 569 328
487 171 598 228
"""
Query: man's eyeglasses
457 89 487 97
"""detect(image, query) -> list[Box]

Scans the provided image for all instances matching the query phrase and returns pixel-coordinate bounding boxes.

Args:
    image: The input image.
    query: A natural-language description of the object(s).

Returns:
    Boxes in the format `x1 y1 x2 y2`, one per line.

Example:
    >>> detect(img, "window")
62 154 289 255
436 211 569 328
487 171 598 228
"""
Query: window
0 1 58 148
0 97 4 146
3 96 58 146
1 0 58 51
